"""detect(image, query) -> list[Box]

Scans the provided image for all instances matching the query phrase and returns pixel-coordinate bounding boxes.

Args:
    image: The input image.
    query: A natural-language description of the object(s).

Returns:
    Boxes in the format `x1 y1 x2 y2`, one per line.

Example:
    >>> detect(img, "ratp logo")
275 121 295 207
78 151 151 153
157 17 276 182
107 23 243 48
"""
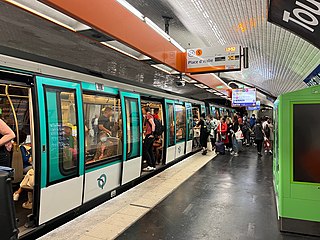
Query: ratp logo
188 49 196 57
97 174 107 190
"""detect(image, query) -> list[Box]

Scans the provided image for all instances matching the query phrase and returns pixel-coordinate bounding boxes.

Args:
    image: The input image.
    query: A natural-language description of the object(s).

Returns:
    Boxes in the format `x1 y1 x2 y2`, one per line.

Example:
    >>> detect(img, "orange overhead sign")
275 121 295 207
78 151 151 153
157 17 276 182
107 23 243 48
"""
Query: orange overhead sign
40 0 186 72
186 45 241 73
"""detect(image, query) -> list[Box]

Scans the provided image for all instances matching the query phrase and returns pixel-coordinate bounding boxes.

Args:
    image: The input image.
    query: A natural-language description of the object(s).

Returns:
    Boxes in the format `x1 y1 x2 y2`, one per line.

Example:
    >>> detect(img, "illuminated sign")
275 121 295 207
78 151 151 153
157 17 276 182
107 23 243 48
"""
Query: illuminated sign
186 45 241 73
268 0 320 49
232 88 257 107
247 101 260 110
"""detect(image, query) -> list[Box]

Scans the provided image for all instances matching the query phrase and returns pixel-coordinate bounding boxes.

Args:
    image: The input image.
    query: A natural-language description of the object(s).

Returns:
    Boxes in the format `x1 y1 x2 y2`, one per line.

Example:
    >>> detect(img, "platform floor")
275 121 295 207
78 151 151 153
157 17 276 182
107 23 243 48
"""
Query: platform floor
39 150 216 240
40 147 320 240
116 148 320 240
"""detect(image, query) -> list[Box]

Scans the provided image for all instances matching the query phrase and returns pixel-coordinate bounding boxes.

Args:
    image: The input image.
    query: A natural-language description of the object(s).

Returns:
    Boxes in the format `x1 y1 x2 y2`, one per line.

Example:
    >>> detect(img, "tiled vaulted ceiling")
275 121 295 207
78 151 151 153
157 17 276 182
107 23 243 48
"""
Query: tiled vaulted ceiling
127 0 320 97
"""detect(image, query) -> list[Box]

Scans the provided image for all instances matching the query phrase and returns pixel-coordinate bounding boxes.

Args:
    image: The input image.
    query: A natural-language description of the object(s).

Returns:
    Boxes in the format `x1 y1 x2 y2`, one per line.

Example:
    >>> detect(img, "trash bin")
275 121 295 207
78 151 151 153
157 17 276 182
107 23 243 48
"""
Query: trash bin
0 166 19 240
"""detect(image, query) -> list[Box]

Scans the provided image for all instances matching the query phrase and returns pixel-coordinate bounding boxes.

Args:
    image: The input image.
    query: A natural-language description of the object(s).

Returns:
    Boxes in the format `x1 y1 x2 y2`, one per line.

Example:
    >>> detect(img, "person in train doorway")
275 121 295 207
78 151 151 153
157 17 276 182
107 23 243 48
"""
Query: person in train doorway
98 107 113 136
0 119 15 167
153 108 160 120
142 106 156 171
253 119 265 157
197 113 209 155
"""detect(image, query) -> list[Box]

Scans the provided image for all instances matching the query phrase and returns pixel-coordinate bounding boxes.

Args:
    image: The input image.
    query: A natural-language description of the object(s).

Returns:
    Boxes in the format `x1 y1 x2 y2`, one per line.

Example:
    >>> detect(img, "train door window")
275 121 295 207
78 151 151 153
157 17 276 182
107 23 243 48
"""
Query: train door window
175 104 186 142
83 94 122 165
141 100 164 163
125 98 140 159
45 88 79 183
168 104 175 146
186 106 193 141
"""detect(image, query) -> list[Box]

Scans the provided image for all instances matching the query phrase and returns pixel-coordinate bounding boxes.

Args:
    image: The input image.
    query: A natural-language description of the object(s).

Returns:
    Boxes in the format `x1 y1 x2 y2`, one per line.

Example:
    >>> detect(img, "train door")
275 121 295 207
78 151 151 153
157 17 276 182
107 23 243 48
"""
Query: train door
35 76 85 224
164 99 176 163
120 92 142 185
175 102 186 159
185 103 193 154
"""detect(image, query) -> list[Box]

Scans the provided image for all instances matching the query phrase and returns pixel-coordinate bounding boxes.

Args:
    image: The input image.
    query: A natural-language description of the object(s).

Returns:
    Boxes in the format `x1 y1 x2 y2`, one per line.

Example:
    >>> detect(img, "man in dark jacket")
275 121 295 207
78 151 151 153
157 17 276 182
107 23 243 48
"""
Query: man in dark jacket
253 119 265 156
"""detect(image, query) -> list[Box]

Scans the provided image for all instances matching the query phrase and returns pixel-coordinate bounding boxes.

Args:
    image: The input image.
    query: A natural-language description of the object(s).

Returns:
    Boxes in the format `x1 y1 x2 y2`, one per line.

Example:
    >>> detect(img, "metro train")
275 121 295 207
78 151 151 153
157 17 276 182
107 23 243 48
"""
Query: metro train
0 54 233 239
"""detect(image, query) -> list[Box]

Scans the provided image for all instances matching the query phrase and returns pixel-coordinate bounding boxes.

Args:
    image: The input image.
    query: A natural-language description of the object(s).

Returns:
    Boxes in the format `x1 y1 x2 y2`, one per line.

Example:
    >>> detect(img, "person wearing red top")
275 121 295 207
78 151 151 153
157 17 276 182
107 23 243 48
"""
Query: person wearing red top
142 106 156 171
217 117 228 145
153 108 160 120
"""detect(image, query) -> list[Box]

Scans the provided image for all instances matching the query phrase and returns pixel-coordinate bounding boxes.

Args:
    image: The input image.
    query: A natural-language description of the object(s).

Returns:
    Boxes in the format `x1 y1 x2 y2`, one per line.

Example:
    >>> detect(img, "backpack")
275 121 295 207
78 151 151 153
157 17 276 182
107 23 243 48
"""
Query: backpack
264 123 270 138
205 121 211 133
148 118 164 137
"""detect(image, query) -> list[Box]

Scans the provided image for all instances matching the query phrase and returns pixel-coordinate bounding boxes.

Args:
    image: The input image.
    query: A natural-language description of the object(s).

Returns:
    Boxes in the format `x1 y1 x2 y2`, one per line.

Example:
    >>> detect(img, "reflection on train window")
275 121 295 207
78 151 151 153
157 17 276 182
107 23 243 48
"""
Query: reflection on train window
125 98 140 159
168 104 175 146
83 94 122 165
186 105 193 141
45 88 79 184
175 105 186 142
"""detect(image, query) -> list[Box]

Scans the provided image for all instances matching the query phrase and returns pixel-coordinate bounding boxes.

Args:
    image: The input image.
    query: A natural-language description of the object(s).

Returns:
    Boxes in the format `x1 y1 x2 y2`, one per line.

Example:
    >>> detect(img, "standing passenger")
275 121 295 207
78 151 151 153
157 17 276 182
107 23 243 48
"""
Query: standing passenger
218 117 228 146
98 107 113 136
197 113 209 155
208 115 218 151
0 119 15 167
142 107 156 171
225 117 233 152
254 119 265 157
231 115 240 156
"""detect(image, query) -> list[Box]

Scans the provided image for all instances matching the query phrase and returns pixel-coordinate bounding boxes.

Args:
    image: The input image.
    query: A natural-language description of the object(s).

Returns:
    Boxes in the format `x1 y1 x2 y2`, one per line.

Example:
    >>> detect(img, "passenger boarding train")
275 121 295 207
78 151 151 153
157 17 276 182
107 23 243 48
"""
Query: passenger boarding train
0 54 233 239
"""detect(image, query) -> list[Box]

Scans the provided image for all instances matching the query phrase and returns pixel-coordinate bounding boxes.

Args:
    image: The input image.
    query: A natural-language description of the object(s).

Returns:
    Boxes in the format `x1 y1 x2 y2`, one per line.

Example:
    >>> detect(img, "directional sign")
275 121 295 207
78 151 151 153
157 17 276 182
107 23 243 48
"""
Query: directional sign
232 88 257 107
186 45 241 73
268 0 320 49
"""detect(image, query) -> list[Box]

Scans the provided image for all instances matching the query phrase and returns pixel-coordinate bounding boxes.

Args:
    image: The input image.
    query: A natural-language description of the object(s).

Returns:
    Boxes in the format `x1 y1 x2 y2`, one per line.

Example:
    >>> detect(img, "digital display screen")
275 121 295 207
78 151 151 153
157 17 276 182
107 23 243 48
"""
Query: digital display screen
247 101 260 111
293 104 320 183
232 88 256 107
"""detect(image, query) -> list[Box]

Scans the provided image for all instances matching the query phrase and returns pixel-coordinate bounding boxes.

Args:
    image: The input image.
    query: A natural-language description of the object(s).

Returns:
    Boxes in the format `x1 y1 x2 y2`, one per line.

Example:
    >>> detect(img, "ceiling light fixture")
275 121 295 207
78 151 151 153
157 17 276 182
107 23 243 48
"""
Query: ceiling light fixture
169 38 186 53
116 0 145 21
5 0 91 32
100 41 139 60
194 83 209 89
206 89 216 93
151 64 172 75
145 17 170 41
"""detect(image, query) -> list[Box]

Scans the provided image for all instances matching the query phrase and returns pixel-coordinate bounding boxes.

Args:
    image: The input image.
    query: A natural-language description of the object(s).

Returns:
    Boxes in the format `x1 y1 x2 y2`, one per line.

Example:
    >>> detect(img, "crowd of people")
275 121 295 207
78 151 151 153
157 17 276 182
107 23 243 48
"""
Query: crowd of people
193 112 274 157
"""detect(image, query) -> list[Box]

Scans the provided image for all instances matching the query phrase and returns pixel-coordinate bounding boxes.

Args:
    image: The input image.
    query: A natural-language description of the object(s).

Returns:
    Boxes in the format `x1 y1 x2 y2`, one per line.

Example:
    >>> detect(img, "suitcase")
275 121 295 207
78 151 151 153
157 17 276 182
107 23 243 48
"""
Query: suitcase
215 141 225 155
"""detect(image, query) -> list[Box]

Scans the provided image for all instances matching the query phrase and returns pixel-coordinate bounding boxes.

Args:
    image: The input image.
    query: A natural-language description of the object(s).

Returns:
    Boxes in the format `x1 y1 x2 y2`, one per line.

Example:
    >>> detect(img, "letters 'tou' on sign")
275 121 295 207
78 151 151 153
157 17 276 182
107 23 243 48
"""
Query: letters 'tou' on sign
268 0 320 49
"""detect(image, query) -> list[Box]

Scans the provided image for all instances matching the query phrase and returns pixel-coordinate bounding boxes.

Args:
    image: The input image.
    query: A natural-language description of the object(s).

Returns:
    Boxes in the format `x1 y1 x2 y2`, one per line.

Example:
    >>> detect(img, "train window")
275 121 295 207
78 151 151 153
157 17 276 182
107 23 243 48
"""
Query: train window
186 106 193 141
83 94 122 165
45 88 79 184
125 98 140 159
168 104 175 146
175 105 186 142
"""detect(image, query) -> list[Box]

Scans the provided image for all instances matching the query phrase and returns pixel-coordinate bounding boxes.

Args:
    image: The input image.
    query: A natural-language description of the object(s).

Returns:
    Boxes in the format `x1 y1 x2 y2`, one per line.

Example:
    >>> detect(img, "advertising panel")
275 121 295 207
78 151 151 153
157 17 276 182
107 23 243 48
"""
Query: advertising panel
232 88 257 107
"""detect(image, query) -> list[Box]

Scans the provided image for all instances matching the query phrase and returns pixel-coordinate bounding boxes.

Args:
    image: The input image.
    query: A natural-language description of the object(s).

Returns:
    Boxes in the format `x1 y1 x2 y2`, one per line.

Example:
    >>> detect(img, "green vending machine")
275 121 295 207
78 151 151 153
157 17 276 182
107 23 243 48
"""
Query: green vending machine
274 85 320 236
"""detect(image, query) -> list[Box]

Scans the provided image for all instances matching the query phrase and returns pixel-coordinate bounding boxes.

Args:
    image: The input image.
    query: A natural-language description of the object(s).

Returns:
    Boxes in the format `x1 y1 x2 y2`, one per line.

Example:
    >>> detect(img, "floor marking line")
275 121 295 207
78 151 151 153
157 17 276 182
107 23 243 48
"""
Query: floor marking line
129 203 152 209
182 204 193 215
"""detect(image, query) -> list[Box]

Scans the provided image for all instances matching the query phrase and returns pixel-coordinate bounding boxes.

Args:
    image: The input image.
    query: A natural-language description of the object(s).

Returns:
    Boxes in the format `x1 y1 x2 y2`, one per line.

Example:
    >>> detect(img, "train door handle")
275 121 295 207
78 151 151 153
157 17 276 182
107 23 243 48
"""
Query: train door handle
42 145 46 152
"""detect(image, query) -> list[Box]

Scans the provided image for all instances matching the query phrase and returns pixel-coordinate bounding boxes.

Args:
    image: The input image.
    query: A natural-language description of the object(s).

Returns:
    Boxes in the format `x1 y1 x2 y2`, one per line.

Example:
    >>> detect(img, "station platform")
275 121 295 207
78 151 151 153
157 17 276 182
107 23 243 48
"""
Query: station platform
40 148 320 240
